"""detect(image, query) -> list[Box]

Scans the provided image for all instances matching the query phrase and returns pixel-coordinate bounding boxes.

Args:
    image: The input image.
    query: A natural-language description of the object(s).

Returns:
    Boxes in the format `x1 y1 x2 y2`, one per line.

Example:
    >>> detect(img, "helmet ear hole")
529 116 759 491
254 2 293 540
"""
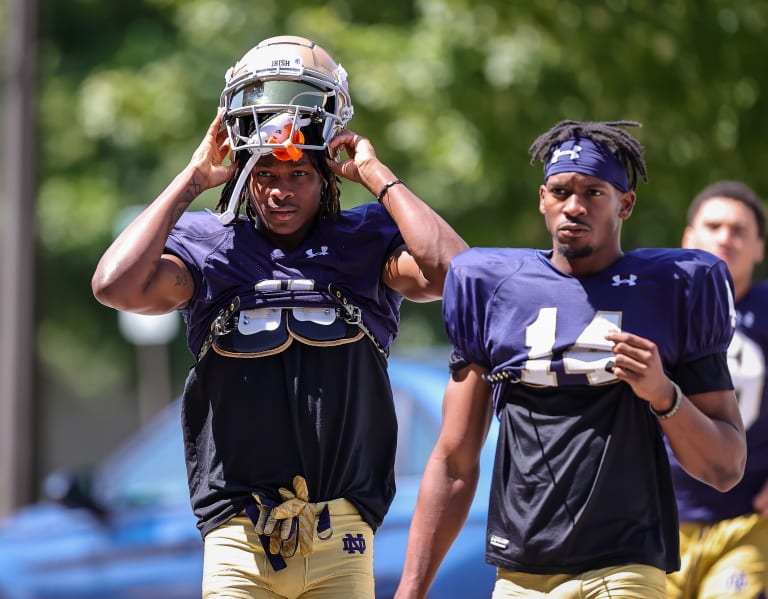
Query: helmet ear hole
325 95 336 117
301 123 325 148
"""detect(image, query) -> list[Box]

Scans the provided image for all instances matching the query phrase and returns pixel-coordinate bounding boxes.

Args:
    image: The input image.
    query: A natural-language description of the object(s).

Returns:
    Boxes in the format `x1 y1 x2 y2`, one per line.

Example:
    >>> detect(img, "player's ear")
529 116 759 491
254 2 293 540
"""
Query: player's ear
618 191 636 220
538 184 547 214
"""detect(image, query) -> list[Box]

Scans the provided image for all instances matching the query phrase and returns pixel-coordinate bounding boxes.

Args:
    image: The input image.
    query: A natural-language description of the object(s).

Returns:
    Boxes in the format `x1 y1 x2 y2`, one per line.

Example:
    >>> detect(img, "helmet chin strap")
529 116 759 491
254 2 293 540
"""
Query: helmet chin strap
218 152 263 225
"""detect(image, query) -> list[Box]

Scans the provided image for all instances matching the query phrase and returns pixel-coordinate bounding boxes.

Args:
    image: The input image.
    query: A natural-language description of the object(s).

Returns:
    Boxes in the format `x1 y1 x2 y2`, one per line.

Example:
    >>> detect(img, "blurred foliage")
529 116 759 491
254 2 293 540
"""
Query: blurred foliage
30 0 768 428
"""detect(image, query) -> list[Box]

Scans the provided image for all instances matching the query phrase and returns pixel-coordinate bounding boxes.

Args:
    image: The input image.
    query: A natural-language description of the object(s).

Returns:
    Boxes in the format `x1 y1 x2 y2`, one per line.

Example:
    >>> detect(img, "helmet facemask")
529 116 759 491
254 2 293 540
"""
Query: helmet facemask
216 36 353 224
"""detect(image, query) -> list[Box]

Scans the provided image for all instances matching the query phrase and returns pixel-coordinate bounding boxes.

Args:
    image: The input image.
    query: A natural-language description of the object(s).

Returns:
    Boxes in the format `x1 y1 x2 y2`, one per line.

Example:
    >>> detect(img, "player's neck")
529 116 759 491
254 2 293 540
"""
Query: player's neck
551 247 624 278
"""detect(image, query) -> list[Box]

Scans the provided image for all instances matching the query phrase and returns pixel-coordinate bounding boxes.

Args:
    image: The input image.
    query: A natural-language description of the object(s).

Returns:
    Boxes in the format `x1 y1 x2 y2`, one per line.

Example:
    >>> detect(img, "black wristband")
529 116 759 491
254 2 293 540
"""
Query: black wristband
376 179 404 203
650 381 683 420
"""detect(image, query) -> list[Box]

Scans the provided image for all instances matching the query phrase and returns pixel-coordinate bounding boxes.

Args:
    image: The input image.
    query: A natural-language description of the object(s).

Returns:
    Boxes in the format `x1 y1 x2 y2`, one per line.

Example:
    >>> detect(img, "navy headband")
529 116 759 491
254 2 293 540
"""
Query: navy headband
543 137 630 192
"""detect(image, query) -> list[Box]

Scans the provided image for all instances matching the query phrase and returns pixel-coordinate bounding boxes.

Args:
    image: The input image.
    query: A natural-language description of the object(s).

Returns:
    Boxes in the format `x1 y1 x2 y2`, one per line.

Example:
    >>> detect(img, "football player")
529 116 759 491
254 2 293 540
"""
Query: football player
395 121 746 599
92 35 467 598
668 180 768 599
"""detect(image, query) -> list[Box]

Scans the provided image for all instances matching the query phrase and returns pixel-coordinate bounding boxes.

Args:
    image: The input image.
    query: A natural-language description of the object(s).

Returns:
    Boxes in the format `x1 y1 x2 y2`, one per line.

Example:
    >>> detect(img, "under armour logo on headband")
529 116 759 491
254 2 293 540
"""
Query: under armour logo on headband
543 138 630 192
550 145 583 163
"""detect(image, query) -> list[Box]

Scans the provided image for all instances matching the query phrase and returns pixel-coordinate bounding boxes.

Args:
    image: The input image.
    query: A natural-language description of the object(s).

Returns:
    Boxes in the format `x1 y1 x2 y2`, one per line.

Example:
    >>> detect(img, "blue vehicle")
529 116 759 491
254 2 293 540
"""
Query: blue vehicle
0 355 497 598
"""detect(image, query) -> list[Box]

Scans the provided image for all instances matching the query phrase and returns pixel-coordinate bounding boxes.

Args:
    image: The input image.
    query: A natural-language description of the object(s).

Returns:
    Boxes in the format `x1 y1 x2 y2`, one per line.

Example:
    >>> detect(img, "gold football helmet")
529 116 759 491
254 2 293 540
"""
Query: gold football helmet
220 35 354 159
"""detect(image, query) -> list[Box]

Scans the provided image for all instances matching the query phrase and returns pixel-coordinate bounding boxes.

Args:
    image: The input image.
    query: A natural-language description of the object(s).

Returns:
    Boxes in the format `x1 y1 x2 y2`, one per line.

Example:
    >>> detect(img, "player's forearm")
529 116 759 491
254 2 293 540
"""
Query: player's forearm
377 179 468 296
354 159 467 297
663 390 746 492
394 457 479 599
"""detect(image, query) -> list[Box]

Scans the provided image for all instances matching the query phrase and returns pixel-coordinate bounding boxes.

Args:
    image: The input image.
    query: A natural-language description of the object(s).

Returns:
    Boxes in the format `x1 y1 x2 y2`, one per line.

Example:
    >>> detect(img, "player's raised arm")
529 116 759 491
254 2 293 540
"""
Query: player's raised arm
328 130 468 302
92 110 236 314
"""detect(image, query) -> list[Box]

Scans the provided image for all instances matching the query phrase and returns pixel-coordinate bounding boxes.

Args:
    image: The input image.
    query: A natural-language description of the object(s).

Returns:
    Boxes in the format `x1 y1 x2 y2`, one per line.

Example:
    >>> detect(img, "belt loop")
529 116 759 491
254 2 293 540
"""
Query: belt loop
317 503 332 540
245 502 287 570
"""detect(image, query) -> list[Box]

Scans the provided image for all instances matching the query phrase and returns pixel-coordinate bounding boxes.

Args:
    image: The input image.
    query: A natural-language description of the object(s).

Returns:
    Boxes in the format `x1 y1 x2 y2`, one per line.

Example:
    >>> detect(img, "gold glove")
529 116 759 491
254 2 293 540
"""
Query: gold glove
252 475 318 558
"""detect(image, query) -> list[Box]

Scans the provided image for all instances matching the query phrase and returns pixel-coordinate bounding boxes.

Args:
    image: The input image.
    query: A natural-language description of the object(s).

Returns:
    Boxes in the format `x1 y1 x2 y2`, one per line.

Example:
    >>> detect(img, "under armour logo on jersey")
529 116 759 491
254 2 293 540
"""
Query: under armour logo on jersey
550 144 583 163
305 246 329 259
611 274 637 287
341 533 366 554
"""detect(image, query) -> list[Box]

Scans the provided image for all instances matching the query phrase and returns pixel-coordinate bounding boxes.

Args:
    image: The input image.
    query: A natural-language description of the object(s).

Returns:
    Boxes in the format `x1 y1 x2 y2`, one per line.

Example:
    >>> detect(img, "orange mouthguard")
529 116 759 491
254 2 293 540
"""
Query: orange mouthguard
269 126 305 161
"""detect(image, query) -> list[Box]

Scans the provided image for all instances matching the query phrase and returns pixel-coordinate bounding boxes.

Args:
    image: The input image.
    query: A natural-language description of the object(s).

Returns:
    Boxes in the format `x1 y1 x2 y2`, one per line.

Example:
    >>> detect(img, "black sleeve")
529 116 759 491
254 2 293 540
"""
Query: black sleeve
448 348 471 372
672 351 734 396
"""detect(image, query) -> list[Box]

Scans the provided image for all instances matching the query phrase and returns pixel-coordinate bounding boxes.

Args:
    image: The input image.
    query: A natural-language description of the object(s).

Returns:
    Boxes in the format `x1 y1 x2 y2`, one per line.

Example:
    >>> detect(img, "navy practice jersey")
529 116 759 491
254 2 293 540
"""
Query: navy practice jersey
671 279 768 522
443 247 736 574
165 204 405 358
164 204 406 537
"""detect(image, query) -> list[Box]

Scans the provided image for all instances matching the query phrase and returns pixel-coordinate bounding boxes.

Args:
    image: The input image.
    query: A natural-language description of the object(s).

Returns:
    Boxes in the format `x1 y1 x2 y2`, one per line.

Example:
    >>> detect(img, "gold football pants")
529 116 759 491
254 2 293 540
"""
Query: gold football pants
203 499 373 599
667 513 768 599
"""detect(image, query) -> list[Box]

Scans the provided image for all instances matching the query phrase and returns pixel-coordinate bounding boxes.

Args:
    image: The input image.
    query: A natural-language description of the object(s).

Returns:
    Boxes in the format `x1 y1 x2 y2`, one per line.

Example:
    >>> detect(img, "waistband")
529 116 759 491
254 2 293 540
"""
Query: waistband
322 498 359 516
238 497 358 519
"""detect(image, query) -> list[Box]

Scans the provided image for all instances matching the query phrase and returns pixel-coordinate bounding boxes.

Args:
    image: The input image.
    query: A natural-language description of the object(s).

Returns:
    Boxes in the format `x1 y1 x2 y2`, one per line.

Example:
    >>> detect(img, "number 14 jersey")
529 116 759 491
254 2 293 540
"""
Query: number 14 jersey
443 247 735 575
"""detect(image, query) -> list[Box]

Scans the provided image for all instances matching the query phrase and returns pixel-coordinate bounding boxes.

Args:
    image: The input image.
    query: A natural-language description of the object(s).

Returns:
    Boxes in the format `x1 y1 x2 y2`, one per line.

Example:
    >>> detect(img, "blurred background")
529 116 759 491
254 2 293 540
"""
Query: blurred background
2 0 768 515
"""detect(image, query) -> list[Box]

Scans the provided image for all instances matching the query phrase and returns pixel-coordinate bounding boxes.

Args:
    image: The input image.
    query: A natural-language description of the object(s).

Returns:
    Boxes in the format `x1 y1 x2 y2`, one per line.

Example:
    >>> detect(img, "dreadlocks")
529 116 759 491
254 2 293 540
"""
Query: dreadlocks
215 150 342 226
215 116 342 225
528 120 648 191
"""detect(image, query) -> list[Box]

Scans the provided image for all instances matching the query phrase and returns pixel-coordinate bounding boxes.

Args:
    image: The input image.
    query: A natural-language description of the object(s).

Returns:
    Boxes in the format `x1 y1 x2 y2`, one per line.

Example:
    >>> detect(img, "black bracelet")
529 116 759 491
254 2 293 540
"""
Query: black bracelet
650 381 683 420
376 179 404 203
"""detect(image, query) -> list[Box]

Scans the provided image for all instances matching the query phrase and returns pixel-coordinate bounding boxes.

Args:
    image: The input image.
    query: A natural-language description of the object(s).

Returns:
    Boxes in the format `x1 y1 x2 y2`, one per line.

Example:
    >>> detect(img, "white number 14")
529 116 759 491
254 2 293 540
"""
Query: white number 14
522 308 622 387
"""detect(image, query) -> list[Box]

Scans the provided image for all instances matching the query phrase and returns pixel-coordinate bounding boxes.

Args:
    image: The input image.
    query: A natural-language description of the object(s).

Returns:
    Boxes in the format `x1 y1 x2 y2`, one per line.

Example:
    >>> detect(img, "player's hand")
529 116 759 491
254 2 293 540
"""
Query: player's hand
604 331 676 411
327 130 379 185
188 108 238 190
